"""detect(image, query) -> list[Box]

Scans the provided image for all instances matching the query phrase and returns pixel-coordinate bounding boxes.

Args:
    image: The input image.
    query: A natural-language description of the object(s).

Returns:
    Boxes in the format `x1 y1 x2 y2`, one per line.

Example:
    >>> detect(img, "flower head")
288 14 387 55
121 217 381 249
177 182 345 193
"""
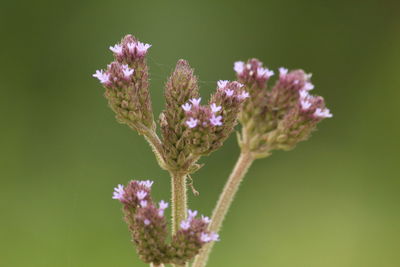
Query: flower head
190 97 201 106
182 103 192 112
180 219 191 230
136 190 147 200
217 80 229 89
136 42 152 56
279 67 288 77
186 118 198 128
234 61 245 75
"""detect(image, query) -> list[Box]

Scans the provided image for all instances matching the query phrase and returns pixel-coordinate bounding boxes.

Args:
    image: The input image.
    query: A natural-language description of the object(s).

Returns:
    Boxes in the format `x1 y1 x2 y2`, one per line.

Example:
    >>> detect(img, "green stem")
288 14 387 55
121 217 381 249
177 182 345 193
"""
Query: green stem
170 172 188 234
192 150 255 267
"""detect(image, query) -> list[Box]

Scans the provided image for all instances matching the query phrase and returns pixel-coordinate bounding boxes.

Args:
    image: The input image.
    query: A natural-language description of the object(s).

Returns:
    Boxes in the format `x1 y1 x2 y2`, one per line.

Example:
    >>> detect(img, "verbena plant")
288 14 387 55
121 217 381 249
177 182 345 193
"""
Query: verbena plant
93 34 332 267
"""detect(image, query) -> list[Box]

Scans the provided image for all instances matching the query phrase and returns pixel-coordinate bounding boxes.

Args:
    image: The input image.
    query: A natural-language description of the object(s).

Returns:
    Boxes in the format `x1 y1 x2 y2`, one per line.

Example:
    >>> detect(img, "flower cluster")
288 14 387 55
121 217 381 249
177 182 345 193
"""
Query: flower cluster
160 61 248 172
93 35 155 133
113 181 218 265
236 58 332 157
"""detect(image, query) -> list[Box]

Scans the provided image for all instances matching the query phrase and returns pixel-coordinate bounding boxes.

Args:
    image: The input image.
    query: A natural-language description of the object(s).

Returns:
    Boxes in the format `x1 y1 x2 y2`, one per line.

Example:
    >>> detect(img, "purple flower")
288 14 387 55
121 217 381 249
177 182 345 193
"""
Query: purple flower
158 200 169 216
210 115 223 126
186 118 198 128
93 70 110 84
127 42 136 53
201 215 211 224
136 41 151 56
140 200 148 207
200 233 211 242
122 65 134 79
210 103 222 113
190 97 202 106
279 67 288 77
300 99 312 110
144 219 151 225
112 184 125 201
314 108 333 118
217 80 229 89
299 90 309 99
109 44 123 55
234 61 245 74
304 82 314 91
136 190 147 200
182 103 192 112
257 67 274 79
238 91 250 100
209 232 219 241
138 180 154 188
188 209 198 219
225 89 234 97
180 220 191 230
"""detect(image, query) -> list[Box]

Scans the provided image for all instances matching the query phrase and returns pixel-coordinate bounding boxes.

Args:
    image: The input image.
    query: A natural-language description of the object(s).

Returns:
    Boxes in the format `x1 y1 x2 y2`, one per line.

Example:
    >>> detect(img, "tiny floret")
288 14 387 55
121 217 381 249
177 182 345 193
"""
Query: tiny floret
109 44 123 55
127 42 136 52
159 200 169 210
209 232 220 242
300 99 312 110
186 118 198 128
217 80 229 89
304 82 314 91
93 70 110 84
257 67 274 79
122 65 134 79
210 103 222 113
238 91 250 100
190 97 202 106
140 200 148 207
180 220 191 230
201 215 211 224
138 180 154 188
188 209 198 219
182 103 192 112
144 219 151 225
136 190 147 200
200 233 211 242
112 184 125 200
136 42 151 56
279 67 288 77
225 89 234 97
314 108 333 118
210 115 223 126
234 61 245 74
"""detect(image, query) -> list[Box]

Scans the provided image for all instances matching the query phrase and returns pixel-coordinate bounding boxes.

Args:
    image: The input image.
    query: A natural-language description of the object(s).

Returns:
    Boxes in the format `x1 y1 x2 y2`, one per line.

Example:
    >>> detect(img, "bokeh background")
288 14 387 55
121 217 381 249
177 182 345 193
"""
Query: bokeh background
1 0 399 266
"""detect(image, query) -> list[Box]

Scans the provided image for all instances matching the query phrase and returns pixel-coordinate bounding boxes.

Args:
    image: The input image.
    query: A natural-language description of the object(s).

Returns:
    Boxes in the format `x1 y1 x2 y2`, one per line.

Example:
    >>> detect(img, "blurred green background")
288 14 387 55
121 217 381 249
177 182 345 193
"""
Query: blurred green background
1 0 399 266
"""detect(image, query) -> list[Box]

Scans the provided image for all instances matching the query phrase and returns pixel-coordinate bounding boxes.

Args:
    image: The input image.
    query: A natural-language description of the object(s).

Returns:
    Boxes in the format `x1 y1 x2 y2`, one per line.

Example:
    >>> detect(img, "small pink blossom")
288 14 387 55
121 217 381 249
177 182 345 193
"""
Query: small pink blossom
136 190 147 200
140 200 148 207
136 42 151 56
232 81 244 88
158 200 169 216
209 232 219 241
201 215 211 224
144 219 151 225
112 184 125 201
188 209 198 219
217 80 229 89
109 44 123 55
122 65 134 78
257 67 274 79
210 103 222 113
138 180 154 188
190 97 201 106
279 67 288 77
186 118 198 128
180 220 191 230
299 90 309 99
200 233 211 242
300 99 312 110
234 61 245 74
127 42 136 53
225 89 234 97
238 91 249 100
182 103 192 112
314 108 333 118
93 70 110 84
210 115 223 126
304 82 314 91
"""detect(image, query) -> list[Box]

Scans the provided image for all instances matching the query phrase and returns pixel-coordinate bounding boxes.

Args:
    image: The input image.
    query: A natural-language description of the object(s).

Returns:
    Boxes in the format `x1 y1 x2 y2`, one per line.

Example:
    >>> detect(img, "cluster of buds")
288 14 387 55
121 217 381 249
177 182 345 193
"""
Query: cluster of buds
93 35 155 133
113 181 218 265
160 60 248 172
236 59 332 157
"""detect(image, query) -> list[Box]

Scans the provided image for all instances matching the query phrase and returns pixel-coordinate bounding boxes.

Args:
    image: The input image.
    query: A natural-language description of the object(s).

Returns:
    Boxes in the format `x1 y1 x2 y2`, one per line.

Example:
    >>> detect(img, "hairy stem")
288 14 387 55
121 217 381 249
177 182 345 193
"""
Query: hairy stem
192 150 255 267
170 172 187 234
